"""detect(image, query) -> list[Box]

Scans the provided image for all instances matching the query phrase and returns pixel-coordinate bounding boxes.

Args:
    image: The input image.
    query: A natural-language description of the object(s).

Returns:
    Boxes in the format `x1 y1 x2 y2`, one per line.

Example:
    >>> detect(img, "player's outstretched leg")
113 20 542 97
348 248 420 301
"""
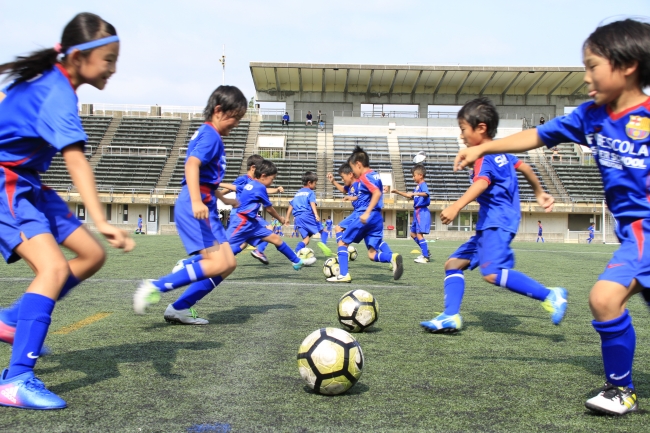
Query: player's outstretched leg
265 234 316 270
421 259 468 332
328 244 352 282
164 277 223 325
251 242 270 265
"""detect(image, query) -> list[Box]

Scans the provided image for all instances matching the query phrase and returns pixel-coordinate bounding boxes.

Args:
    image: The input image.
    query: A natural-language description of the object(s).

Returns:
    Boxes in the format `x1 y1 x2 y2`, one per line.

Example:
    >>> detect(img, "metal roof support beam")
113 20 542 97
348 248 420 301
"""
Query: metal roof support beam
321 69 326 95
546 72 572 96
478 71 497 96
432 71 448 103
274 67 281 95
298 68 303 95
365 70 374 98
501 71 523 103
387 70 398 98
410 70 423 103
343 69 350 102
455 71 472 104
571 82 587 96
524 71 548 96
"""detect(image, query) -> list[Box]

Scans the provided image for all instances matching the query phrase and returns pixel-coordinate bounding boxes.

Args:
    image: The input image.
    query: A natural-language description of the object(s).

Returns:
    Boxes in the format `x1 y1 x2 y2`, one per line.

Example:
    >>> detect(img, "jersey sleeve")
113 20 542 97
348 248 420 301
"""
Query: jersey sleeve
359 173 379 193
308 190 316 203
508 154 522 169
256 184 273 208
36 86 86 151
188 128 221 166
420 183 429 195
472 157 494 185
537 103 590 148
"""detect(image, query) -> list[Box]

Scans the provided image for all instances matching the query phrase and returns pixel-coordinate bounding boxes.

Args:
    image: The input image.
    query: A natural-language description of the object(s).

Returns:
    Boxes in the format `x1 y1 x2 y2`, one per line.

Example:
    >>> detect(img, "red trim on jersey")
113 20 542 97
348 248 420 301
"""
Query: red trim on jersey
2 167 18 218
415 208 420 222
55 64 74 89
199 185 213 204
204 122 220 133
474 176 491 185
513 160 523 169
231 212 251 236
607 96 650 121
631 219 644 261
359 172 379 193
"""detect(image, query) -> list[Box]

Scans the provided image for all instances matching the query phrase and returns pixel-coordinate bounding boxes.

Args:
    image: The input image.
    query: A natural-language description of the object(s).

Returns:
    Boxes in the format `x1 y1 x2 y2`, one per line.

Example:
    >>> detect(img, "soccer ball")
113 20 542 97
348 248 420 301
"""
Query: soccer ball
297 327 364 395
347 245 358 261
322 257 340 278
338 289 379 332
298 247 315 259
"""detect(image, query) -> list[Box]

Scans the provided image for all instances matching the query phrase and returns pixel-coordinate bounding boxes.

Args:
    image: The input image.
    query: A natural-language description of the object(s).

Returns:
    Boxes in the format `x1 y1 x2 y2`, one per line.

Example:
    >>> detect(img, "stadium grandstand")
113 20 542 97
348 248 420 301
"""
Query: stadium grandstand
52 63 611 242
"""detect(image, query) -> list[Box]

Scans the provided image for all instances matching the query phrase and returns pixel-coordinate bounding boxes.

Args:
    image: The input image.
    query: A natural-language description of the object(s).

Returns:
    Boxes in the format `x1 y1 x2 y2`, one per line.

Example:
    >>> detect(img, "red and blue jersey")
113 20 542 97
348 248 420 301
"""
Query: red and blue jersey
413 181 430 208
0 65 86 172
237 179 272 220
472 154 522 233
290 187 317 216
538 98 650 222
182 123 226 187
344 180 361 212
357 170 383 211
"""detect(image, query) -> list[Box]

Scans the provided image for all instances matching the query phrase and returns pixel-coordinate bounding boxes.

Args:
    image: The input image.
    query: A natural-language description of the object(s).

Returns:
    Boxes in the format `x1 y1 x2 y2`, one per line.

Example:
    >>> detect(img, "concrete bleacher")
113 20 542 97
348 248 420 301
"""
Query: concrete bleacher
81 116 112 149
333 135 391 170
398 136 459 160
259 122 318 152
110 118 181 149
268 159 318 194
95 154 167 189
552 164 604 201
544 143 580 163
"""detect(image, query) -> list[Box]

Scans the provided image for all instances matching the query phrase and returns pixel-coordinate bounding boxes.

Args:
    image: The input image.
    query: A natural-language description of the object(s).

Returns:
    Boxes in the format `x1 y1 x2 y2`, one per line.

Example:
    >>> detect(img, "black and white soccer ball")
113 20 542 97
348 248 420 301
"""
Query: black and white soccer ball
347 245 358 261
337 289 379 332
322 257 340 278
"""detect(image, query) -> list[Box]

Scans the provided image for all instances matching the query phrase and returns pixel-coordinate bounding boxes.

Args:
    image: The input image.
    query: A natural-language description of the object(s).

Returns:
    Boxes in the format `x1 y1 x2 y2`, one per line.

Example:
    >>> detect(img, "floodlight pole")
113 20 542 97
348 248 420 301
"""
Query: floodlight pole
218 45 226 85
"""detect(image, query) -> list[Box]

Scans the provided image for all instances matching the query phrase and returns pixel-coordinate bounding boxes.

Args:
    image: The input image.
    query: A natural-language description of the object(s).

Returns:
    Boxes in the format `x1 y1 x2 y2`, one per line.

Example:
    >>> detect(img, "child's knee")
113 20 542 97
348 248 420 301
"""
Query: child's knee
42 257 71 287
483 273 497 284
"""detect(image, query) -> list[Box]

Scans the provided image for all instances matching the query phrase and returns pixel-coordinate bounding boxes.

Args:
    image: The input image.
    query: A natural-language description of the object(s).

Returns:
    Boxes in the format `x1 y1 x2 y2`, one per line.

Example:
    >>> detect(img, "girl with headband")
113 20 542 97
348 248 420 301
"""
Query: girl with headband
0 12 134 410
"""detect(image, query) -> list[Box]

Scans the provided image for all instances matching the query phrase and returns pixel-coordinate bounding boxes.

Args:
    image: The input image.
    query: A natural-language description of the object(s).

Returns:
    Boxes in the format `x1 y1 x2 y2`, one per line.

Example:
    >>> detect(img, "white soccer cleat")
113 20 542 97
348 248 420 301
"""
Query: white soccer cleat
133 280 161 315
302 257 317 266
171 259 186 274
585 382 638 415
163 304 209 325
327 273 352 283
414 256 430 264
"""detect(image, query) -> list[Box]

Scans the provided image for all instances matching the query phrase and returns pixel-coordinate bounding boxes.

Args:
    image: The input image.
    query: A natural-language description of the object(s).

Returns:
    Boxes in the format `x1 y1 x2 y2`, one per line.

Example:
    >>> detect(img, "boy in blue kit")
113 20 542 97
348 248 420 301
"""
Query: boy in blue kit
136 214 143 234
587 222 595 244
421 97 565 335
392 164 431 263
327 147 404 282
227 160 316 268
285 172 332 257
453 19 650 415
325 216 333 239
537 220 544 242
0 13 134 410
328 163 360 250
134 85 244 325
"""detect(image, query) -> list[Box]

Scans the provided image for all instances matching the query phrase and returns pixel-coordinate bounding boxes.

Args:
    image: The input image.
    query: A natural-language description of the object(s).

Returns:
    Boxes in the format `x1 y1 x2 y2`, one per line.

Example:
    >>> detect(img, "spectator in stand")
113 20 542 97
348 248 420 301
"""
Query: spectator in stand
551 147 562 163
306 111 313 125
318 120 325 131
317 110 322 123
282 112 289 126
539 116 545 125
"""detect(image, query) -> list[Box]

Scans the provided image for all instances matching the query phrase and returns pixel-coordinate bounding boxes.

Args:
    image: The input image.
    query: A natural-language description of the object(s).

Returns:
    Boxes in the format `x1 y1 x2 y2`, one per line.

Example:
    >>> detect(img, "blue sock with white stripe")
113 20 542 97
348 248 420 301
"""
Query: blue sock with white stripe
320 231 328 243
7 293 55 379
379 241 392 256
418 239 429 257
152 262 205 292
593 310 636 389
373 249 392 263
172 277 223 310
494 269 550 301
443 270 465 315
182 254 203 267
338 246 349 276
277 242 301 263
295 241 306 253
336 231 343 243
257 242 268 253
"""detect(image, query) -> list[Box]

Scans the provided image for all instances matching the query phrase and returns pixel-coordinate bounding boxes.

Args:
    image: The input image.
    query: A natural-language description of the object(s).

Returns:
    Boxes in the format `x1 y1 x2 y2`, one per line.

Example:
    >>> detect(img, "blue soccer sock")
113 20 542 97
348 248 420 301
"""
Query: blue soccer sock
412 236 419 246
443 270 465 316
182 254 203 267
418 238 429 257
230 243 243 256
58 273 82 300
593 310 636 388
374 242 393 263
172 277 223 311
257 242 268 253
320 231 328 244
152 262 205 292
378 241 392 255
336 231 343 243
494 269 550 301
7 293 55 379
277 242 301 263
338 246 349 275
295 241 306 253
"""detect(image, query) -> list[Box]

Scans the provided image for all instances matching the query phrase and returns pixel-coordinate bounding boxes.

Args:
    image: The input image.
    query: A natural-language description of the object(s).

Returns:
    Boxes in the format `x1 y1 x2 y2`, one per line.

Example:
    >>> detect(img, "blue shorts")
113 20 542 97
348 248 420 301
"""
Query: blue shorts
294 214 322 238
0 168 82 263
599 219 650 288
340 210 384 250
450 227 516 276
410 207 431 235
227 215 273 251
175 185 228 255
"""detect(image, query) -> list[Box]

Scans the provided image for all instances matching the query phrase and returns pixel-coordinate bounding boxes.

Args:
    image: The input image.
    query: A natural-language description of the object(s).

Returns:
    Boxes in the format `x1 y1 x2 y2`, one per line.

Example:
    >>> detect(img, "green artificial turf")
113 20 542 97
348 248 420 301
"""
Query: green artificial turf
0 236 648 432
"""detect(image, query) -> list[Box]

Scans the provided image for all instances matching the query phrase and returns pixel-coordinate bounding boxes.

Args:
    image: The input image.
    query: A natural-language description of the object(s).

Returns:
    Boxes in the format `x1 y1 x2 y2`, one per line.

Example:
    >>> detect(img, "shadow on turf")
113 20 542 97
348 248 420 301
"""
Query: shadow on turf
302 382 369 396
467 311 565 342
37 340 222 394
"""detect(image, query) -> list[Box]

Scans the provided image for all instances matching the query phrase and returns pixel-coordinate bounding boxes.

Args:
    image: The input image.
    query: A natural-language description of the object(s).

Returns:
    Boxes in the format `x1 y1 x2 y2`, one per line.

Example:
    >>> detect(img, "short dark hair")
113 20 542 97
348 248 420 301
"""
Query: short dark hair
338 162 353 175
584 19 650 88
202 85 247 121
348 145 370 168
0 13 117 85
254 160 277 178
411 164 426 177
538 220 541 223
457 97 499 139
302 171 318 185
246 154 264 170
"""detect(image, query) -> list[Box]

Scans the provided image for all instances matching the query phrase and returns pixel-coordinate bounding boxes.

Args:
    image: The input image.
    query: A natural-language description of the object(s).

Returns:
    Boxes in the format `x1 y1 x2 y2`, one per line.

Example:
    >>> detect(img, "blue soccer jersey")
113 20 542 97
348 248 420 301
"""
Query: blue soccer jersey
182 123 226 187
357 170 383 211
290 187 317 216
413 181 430 208
0 64 86 172
472 154 522 233
344 181 361 212
236 179 272 219
326 219 333 230
537 99 650 221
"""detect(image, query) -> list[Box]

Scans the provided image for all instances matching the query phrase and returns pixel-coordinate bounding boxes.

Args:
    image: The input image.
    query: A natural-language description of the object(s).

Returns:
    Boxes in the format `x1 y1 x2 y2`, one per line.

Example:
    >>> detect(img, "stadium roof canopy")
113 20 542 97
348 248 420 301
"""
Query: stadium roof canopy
250 62 588 102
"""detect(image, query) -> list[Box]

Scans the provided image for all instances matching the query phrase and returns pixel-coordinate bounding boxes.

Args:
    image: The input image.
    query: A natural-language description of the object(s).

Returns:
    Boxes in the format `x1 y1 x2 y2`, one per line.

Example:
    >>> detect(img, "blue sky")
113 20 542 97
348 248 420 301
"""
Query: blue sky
1 1 648 107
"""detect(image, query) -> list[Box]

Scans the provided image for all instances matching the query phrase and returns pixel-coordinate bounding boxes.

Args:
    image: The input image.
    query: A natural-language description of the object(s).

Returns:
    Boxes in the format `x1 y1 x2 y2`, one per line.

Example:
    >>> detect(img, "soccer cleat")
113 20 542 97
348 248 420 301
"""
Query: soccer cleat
391 253 404 280
133 280 161 315
250 249 269 265
171 259 185 274
0 369 66 410
317 242 333 257
293 257 317 270
414 256 430 264
163 304 208 325
327 273 352 283
585 382 638 415
420 313 463 333
542 287 568 325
